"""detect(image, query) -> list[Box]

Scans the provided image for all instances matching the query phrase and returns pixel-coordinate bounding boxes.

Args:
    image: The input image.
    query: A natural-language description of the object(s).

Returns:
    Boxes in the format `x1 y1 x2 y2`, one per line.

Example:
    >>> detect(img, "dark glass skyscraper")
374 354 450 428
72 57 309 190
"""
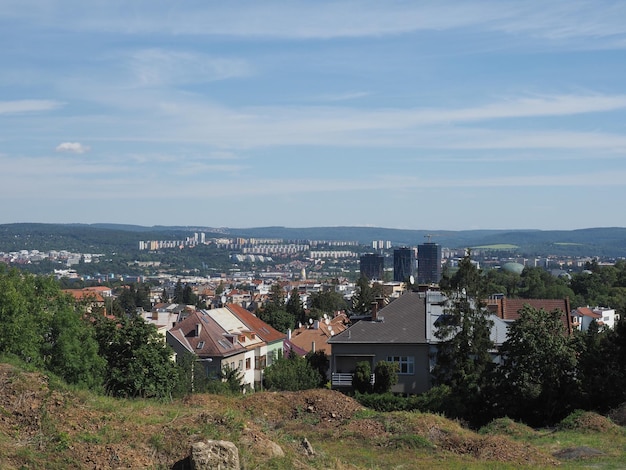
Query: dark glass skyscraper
360 253 384 281
393 247 415 282
417 243 442 284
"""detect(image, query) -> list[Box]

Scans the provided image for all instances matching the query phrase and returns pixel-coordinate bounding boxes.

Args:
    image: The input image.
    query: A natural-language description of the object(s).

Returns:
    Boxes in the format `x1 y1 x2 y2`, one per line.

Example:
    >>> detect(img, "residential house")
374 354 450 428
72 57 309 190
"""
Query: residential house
571 306 619 331
215 303 286 386
328 291 432 394
167 310 250 386
328 290 511 395
288 313 350 356
487 297 573 334
166 304 285 390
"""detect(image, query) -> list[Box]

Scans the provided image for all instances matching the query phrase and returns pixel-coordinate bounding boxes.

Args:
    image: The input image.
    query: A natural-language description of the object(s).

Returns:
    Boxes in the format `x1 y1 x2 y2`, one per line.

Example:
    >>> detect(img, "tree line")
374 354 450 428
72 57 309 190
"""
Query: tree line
428 254 626 427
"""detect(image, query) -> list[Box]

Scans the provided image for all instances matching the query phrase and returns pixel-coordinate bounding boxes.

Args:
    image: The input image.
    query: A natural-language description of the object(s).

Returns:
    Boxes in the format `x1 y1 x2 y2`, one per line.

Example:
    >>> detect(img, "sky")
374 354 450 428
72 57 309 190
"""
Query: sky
2 1 626 231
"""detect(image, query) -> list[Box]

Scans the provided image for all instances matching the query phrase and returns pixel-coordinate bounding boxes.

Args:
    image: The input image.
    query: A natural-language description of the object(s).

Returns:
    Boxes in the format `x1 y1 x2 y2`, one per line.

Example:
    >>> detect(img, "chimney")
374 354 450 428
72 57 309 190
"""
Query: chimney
371 301 379 321
311 341 316 353
195 323 202 337
313 320 320 330
287 329 292 340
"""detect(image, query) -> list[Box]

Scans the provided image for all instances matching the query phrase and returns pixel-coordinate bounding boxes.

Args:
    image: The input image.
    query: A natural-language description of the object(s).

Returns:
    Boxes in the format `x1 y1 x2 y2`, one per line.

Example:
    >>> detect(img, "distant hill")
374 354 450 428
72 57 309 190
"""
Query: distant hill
1 223 625 257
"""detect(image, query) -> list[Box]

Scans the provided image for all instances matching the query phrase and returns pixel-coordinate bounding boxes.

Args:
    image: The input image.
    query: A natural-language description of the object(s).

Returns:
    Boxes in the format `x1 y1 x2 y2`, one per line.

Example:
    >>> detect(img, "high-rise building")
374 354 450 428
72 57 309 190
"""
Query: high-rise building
417 243 442 284
393 247 415 282
360 253 384 281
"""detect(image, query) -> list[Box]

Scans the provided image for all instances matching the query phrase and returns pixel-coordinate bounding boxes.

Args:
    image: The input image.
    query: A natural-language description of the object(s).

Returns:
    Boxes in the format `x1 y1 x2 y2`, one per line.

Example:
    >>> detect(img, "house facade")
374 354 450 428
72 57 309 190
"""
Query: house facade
328 290 512 395
166 304 285 390
328 291 432 394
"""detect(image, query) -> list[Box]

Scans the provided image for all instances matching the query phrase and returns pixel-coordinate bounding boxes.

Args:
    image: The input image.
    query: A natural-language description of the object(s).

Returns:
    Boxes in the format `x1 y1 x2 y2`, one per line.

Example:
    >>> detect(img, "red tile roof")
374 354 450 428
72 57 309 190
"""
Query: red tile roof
168 310 246 358
225 303 286 343
488 297 572 334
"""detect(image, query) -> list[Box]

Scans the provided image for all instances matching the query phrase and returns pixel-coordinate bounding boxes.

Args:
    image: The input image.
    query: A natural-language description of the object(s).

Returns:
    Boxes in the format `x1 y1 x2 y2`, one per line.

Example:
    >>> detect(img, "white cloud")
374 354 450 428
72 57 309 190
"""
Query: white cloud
0 99 62 114
56 142 90 154
128 49 252 87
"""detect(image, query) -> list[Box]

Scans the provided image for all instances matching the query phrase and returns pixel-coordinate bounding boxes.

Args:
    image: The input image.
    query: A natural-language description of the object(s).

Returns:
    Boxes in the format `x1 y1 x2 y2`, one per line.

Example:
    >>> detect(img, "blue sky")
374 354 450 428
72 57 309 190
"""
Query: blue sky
2 1 626 230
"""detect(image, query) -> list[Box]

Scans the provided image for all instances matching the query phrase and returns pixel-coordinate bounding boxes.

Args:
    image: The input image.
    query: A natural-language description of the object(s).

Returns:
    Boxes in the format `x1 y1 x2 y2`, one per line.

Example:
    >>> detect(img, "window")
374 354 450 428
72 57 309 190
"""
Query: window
238 360 243 371
196 341 205 349
255 355 267 370
245 358 251 370
386 356 415 375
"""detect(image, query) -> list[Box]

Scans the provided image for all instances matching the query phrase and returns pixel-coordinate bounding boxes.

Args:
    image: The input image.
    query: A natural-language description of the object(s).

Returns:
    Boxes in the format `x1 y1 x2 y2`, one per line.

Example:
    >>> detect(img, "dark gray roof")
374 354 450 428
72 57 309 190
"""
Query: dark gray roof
328 291 426 344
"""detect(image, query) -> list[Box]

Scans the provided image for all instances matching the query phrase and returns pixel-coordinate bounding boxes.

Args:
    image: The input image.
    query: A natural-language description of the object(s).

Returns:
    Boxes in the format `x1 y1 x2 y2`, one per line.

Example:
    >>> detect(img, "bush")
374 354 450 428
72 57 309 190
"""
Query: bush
352 361 372 394
373 361 398 394
354 392 408 412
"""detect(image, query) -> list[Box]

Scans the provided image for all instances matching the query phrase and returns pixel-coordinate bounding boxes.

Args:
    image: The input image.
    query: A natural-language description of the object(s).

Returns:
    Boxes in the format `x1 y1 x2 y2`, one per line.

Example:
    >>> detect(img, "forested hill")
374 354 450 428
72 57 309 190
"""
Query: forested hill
1 223 626 257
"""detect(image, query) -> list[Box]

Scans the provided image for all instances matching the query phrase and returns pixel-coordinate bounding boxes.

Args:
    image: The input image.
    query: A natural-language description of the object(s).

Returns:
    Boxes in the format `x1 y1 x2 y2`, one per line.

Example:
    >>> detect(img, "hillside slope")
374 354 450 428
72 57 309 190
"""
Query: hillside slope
0 362 622 469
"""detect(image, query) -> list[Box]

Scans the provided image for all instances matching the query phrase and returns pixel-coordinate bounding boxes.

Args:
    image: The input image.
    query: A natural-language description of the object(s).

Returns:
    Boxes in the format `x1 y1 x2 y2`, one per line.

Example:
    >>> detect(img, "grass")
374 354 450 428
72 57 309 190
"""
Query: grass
2 361 626 469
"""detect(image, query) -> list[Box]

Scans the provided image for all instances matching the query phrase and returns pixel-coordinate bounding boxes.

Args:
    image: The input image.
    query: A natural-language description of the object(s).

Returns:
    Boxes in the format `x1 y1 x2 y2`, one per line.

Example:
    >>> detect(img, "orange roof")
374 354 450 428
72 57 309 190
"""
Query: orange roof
62 289 105 302
488 297 572 333
289 313 349 354
572 307 601 319
225 303 286 343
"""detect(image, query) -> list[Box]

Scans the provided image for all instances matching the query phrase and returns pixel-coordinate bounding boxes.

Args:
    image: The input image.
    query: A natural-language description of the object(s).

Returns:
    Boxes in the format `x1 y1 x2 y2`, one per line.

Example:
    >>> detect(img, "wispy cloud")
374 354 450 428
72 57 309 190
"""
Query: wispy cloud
0 99 62 114
128 49 252 87
6 1 626 48
55 142 90 154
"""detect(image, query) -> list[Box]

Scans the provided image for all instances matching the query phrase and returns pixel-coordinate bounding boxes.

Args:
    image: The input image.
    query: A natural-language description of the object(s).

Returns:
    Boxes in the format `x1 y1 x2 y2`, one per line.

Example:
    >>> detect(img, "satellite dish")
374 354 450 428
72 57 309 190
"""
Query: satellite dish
325 318 330 325
309 318 313 324
323 313 328 319
330 330 335 336
409 275 415 285
221 295 226 305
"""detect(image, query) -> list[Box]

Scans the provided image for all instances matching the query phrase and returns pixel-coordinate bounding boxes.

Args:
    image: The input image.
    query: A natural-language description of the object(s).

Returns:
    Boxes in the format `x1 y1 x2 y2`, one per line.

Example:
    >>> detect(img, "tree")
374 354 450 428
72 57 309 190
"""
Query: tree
262 352 320 391
93 313 181 399
309 289 347 314
306 350 330 387
285 288 305 324
432 252 494 424
352 361 373 394
352 277 383 315
43 300 105 389
373 361 399 394
493 305 578 426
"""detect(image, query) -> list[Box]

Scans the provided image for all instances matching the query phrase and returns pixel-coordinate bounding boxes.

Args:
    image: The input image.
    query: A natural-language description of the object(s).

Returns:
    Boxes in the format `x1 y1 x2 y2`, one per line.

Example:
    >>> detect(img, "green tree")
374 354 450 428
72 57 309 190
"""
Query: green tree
309 289 347 314
352 361 373 394
493 305 578 426
263 352 320 391
44 301 105 389
306 350 330 387
286 288 306 324
373 361 399 394
93 314 180 399
352 277 383 315
432 252 494 424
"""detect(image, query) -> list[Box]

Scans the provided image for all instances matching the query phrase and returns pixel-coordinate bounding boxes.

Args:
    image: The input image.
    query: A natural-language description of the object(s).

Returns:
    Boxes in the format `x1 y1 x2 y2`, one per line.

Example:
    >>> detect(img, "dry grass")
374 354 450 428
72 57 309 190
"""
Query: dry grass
1 363 625 469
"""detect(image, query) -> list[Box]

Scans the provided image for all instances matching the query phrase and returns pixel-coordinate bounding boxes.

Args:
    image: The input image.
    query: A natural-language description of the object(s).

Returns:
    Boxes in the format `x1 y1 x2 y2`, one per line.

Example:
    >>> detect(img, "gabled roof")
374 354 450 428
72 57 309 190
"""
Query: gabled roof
225 303 286 344
488 297 572 333
289 313 349 354
572 307 601 319
167 310 246 358
329 291 426 344
62 289 105 302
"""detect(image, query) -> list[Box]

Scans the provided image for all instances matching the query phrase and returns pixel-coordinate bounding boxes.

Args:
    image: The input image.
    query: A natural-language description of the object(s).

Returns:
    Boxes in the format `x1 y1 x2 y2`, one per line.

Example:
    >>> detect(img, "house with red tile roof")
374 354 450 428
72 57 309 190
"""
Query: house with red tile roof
166 304 286 390
571 306 619 331
487 297 573 334
287 313 349 356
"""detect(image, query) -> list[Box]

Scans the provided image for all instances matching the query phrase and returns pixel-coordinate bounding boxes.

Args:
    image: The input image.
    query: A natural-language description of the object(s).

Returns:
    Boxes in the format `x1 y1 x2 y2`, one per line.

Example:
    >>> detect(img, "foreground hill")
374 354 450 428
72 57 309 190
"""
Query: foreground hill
2 362 625 469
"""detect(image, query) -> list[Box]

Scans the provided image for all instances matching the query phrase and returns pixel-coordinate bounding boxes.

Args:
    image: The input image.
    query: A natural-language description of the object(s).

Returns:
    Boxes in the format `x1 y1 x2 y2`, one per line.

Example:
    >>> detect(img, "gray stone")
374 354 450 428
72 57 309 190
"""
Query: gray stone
190 440 240 470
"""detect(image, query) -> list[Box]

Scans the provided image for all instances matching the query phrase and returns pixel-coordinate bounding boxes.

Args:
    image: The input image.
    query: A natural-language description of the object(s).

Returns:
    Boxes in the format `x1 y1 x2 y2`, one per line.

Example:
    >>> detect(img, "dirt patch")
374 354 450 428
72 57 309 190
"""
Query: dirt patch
553 446 605 460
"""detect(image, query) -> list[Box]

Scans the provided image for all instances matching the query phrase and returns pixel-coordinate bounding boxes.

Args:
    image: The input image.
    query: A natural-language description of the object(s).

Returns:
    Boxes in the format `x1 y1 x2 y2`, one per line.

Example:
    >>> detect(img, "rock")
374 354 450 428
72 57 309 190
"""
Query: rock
190 440 240 470
301 437 315 456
